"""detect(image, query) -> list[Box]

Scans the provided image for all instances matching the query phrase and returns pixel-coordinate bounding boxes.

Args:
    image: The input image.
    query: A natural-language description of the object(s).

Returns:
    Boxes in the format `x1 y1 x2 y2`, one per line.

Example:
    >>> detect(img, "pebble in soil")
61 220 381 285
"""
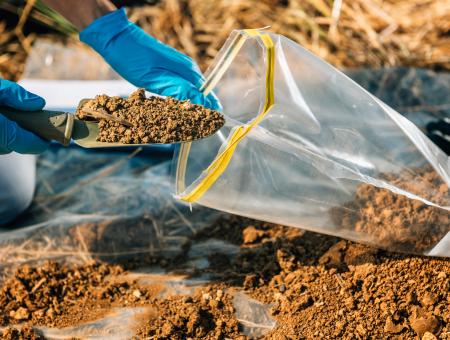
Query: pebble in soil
76 89 225 144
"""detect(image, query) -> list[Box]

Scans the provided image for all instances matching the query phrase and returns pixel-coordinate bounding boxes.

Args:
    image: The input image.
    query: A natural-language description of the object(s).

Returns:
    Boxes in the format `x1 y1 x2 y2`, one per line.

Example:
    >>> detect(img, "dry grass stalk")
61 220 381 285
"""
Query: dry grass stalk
14 0 37 53
0 21 28 80
81 107 134 127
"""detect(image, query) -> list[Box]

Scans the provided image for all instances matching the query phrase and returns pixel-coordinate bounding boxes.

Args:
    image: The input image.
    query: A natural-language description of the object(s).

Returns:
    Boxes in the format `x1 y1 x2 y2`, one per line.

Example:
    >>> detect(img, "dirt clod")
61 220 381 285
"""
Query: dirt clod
76 89 225 144
384 317 406 334
243 225 266 244
422 331 438 340
410 314 441 337
9 307 29 320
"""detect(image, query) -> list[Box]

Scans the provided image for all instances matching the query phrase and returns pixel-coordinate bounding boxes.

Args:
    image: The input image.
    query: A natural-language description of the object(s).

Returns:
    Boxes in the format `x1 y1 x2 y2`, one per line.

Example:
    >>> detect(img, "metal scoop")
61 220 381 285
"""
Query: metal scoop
0 99 218 148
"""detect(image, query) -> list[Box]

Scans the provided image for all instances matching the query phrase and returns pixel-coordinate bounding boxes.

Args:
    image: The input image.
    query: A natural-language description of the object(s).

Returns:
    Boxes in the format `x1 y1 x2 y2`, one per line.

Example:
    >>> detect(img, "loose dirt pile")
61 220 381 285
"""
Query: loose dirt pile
331 168 450 253
76 89 224 144
0 260 242 339
1 216 450 339
203 218 450 339
135 287 242 339
0 261 147 328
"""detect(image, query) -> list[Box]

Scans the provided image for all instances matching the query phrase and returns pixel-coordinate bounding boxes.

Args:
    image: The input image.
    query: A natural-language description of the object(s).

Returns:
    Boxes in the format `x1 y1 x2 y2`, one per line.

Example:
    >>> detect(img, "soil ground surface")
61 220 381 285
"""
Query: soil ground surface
76 89 225 144
1 216 449 339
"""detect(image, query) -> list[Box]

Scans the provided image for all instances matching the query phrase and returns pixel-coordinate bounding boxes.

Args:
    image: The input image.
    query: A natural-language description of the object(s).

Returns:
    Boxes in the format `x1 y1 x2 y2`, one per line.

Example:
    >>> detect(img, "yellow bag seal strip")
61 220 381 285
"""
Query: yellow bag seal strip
175 32 247 194
179 29 275 203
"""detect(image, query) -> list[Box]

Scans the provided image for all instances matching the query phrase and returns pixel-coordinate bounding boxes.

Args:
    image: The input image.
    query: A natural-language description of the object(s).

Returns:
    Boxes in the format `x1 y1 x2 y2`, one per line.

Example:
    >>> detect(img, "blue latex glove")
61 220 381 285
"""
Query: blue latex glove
0 79 49 154
80 8 220 110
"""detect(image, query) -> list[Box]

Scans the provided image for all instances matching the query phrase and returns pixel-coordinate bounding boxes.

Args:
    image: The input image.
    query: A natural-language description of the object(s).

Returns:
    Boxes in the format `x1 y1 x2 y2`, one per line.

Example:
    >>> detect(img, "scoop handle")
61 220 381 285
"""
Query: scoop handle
0 106 73 146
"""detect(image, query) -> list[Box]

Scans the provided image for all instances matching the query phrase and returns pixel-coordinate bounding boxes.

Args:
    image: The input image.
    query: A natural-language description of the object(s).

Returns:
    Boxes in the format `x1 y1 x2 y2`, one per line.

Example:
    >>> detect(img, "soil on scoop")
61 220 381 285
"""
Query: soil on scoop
331 168 450 253
76 89 225 144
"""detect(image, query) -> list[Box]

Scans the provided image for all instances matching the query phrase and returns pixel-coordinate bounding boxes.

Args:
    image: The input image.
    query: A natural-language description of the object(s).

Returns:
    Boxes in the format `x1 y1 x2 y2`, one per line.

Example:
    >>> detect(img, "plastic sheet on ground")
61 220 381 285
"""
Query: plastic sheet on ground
233 291 277 338
36 307 154 340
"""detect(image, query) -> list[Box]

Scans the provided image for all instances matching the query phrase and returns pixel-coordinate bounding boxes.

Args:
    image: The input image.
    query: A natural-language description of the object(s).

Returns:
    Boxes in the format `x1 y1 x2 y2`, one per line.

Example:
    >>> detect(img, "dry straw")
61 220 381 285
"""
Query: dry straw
128 0 450 71
1 0 449 79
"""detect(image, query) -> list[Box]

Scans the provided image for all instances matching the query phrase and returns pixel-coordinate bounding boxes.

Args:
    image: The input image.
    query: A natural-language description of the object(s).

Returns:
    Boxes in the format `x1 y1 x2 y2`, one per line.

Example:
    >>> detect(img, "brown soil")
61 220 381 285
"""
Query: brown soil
76 89 225 144
0 261 150 328
0 325 44 340
135 287 242 339
331 168 450 253
0 260 243 339
202 218 450 339
1 216 450 339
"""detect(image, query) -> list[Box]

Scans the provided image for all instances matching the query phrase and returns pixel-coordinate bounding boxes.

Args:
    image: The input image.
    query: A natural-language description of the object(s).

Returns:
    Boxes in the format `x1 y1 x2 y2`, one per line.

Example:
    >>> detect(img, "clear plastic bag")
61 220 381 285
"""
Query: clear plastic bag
174 29 450 256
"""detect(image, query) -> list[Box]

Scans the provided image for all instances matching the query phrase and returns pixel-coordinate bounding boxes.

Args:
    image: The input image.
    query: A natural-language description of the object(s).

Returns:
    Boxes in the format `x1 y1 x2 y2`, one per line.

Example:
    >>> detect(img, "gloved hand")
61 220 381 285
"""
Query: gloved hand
0 79 49 154
80 8 220 110
427 118 450 155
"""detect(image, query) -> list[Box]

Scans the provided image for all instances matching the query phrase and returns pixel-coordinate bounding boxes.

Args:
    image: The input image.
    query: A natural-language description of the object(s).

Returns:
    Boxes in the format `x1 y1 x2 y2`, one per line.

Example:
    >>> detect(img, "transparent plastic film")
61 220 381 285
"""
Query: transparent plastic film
175 29 450 256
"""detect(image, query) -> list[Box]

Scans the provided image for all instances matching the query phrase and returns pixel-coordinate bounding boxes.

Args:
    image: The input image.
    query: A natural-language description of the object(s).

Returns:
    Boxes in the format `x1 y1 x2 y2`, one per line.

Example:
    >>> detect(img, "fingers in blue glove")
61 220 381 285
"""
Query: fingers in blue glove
0 79 46 111
0 115 49 154
0 79 49 154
